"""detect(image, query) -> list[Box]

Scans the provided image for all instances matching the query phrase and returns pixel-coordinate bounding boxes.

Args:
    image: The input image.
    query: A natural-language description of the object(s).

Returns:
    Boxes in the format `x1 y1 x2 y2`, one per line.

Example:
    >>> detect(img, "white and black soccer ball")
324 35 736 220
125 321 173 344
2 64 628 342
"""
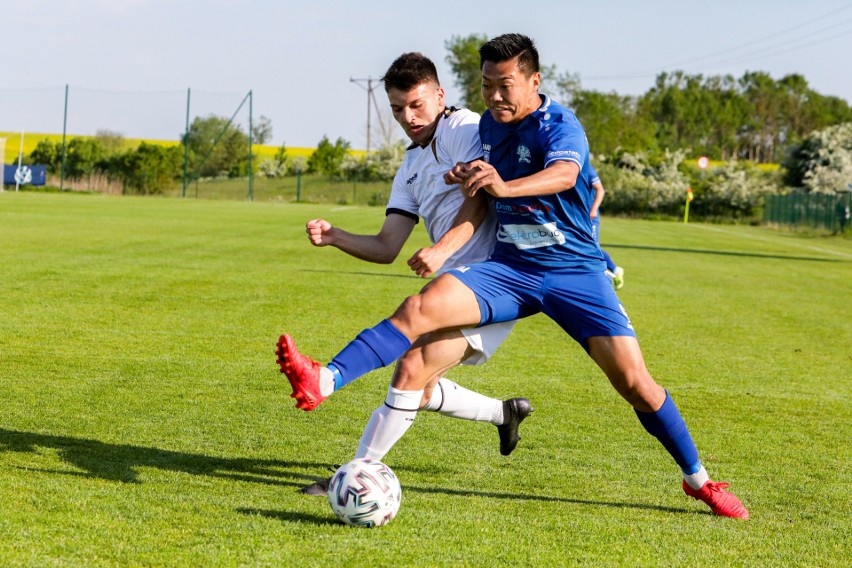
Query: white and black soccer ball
327 458 402 528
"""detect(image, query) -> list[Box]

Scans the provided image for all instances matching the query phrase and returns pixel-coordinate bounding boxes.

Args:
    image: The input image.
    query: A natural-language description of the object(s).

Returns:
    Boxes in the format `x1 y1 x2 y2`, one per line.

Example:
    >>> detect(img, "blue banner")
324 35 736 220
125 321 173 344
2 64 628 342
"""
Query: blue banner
3 164 47 186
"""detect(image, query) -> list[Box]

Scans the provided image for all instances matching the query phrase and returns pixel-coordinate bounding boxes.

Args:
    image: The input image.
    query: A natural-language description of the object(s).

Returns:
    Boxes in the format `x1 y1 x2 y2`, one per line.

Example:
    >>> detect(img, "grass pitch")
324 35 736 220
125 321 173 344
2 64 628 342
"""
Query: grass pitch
0 192 849 566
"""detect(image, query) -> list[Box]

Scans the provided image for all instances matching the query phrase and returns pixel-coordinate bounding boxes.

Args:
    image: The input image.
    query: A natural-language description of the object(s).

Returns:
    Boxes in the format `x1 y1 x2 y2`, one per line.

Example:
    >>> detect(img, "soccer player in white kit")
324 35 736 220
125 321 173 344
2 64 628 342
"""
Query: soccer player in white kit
280 53 532 495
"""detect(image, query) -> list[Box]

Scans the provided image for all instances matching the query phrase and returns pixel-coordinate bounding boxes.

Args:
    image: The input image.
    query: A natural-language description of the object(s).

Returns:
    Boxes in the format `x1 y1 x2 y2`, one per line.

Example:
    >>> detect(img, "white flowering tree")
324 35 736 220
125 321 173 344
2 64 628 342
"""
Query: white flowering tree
701 161 778 217
341 142 406 182
602 149 690 214
801 122 852 194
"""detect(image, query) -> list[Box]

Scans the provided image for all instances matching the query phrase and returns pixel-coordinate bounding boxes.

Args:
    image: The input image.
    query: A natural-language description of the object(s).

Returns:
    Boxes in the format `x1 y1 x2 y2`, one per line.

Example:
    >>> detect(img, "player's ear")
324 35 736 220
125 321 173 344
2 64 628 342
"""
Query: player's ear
436 86 445 104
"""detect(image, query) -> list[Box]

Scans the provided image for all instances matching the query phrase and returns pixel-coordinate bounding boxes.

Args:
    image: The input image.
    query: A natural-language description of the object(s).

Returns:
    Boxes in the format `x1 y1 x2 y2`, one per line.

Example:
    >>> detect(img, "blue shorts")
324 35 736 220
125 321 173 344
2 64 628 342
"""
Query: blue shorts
449 261 635 351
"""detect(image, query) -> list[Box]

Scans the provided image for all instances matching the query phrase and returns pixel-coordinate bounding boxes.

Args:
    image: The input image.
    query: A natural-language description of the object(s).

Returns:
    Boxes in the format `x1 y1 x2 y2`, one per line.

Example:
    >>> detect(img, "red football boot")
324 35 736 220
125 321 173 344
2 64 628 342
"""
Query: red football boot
683 480 749 519
275 334 327 411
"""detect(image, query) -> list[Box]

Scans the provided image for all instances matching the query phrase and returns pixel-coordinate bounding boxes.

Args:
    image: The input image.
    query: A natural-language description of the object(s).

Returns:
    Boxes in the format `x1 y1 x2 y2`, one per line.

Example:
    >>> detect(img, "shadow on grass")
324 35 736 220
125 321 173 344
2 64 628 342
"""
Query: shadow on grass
237 508 340 526
238 476 706 526
0 428 327 487
604 242 844 263
1 428 706 520
301 269 423 279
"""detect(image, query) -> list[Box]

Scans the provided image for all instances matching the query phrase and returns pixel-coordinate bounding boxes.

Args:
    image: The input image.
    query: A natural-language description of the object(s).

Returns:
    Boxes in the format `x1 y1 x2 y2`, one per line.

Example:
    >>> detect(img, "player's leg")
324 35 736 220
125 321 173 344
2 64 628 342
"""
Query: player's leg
353 330 464 462
300 328 532 495
277 273 481 411
587 335 748 518
357 326 533 459
595 216 623 289
541 269 747 518
602 251 624 290
600 248 617 273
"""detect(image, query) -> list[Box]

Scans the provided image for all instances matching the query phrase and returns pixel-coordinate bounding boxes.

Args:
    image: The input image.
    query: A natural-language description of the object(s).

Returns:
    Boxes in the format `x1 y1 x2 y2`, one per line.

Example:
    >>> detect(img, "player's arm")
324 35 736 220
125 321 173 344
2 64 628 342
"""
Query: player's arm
460 159 579 199
305 213 416 264
590 180 605 219
407 188 489 278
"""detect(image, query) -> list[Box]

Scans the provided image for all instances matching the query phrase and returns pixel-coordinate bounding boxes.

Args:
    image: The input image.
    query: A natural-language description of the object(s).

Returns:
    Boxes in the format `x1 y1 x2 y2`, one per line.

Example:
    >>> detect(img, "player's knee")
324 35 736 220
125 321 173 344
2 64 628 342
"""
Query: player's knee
390 294 424 335
392 353 426 390
394 293 443 335
611 366 654 403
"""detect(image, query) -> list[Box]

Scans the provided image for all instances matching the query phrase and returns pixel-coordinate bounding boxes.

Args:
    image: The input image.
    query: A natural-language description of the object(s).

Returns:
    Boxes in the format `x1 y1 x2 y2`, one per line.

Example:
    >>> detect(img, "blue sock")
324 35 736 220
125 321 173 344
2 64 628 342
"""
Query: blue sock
328 319 411 391
601 249 617 273
635 391 701 475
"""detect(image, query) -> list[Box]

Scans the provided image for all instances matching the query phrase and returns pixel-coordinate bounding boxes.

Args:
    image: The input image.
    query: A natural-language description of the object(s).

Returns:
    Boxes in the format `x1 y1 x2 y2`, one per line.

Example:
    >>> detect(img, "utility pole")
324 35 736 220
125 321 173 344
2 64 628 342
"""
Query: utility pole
350 77 378 153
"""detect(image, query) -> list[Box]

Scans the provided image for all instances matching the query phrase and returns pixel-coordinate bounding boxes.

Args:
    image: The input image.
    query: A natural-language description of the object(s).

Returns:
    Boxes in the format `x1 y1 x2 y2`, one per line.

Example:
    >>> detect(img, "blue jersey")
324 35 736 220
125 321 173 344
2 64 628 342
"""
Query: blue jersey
588 164 601 186
480 95 604 270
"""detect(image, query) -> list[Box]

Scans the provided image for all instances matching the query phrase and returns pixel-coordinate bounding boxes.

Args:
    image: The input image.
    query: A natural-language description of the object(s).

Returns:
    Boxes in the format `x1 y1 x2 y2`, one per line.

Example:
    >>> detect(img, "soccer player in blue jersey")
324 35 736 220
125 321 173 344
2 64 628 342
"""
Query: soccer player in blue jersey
588 164 624 289
279 34 748 518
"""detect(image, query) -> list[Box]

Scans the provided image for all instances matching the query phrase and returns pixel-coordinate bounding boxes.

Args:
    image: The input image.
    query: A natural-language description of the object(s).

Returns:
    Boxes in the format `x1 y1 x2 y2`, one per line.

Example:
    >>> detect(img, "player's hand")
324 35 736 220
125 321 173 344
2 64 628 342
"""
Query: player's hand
590 208 599 219
444 162 475 185
305 218 334 247
462 160 511 198
407 244 451 278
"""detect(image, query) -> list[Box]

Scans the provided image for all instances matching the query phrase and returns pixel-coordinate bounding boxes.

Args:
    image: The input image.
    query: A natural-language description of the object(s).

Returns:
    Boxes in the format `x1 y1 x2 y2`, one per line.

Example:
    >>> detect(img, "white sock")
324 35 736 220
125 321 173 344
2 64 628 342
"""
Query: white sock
319 367 335 397
422 378 504 425
683 465 710 490
354 386 422 461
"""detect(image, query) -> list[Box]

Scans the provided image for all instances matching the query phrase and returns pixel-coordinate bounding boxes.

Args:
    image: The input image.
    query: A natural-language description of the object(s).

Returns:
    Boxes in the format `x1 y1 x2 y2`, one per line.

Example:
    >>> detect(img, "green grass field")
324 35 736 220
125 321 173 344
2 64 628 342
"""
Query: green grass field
0 192 849 566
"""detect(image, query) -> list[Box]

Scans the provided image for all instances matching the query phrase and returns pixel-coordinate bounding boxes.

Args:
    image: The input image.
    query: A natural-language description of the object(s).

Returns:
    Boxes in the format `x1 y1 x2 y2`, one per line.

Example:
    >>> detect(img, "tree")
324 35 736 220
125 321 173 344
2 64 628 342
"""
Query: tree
183 115 250 178
570 90 656 157
783 122 852 193
445 33 488 114
341 142 406 182
253 115 273 145
307 135 350 177
258 142 289 178
66 137 107 187
554 71 582 107
28 139 62 173
95 129 125 155
107 142 183 195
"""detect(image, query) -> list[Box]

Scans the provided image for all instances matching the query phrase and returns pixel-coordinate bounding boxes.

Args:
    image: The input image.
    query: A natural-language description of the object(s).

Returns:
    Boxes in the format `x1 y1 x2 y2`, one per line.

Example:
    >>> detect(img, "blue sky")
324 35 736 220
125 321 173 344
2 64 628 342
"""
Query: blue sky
2 0 851 150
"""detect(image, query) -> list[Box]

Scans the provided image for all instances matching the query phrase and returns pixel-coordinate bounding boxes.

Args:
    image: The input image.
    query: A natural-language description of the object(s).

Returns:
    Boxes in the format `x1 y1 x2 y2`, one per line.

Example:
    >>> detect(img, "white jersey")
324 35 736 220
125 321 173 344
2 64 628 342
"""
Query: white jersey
386 108 497 274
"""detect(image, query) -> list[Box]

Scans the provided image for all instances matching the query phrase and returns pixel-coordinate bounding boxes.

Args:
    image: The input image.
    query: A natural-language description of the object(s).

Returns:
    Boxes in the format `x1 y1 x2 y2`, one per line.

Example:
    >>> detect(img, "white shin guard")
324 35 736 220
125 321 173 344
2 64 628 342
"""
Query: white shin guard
354 386 422 461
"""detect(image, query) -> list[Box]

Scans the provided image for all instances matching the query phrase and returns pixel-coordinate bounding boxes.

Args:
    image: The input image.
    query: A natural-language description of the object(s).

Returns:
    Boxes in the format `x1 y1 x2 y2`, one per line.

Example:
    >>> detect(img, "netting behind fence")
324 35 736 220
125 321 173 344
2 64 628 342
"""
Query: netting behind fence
168 174 390 206
0 86 248 144
1 85 255 195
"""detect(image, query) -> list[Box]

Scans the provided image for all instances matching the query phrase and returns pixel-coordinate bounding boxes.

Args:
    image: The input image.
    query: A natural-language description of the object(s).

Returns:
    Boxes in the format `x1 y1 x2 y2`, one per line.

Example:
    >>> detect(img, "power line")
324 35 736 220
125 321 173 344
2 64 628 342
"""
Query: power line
0 85 244 97
655 5 852 69
0 86 66 93
584 4 852 82
687 26 852 74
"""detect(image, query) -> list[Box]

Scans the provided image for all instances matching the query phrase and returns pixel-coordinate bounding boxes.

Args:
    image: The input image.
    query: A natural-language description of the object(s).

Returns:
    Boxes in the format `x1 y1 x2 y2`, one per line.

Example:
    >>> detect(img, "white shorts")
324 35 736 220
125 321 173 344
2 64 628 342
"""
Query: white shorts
459 320 517 365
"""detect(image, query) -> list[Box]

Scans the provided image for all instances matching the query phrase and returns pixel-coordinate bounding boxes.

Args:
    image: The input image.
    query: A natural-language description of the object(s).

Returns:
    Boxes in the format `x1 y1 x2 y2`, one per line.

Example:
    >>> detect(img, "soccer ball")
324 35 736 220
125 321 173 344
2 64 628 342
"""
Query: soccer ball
327 458 402 528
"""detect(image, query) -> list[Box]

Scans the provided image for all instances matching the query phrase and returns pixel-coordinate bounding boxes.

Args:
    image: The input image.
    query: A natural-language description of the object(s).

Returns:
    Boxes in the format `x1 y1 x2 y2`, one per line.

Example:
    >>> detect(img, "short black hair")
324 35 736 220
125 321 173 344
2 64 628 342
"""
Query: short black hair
479 33 540 76
382 52 440 92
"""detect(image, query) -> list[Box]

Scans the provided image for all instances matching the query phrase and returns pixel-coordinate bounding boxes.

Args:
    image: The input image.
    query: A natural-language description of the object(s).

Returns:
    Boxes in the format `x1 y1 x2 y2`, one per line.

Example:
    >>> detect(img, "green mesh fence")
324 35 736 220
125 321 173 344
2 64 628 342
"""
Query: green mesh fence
764 192 852 233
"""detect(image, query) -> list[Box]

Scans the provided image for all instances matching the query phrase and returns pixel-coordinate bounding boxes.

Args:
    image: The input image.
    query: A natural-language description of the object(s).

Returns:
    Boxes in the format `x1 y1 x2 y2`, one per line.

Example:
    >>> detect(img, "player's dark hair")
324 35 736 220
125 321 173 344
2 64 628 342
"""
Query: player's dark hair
382 52 440 92
479 33 540 76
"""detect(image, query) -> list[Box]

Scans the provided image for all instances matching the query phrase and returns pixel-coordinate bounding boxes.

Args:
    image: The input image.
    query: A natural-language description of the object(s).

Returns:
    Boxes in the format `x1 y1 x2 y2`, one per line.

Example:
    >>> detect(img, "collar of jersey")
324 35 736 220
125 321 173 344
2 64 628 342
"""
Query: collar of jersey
530 94 551 119
406 106 458 151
